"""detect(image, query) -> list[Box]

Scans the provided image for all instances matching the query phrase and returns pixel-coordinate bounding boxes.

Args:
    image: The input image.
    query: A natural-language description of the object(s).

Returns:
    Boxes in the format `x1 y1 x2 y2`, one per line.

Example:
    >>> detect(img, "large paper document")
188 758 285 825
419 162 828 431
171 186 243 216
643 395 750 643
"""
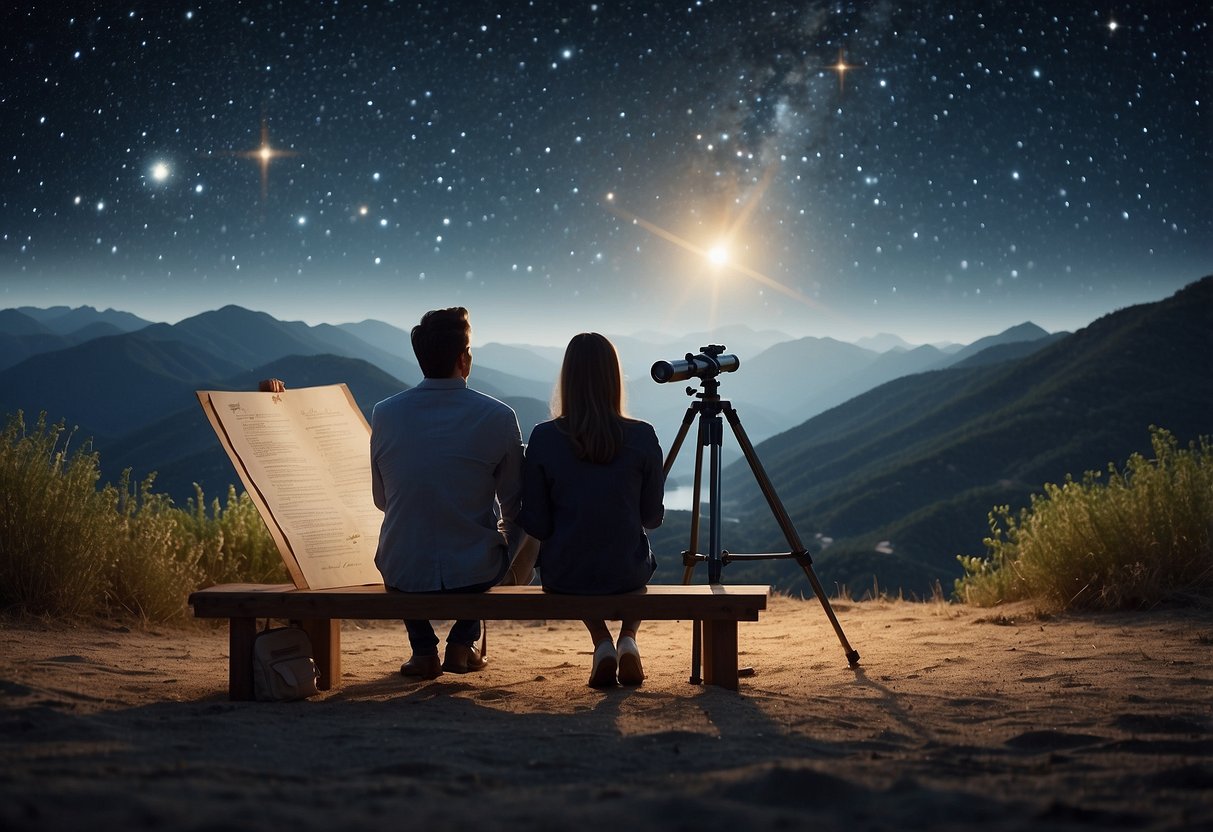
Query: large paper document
197 384 384 589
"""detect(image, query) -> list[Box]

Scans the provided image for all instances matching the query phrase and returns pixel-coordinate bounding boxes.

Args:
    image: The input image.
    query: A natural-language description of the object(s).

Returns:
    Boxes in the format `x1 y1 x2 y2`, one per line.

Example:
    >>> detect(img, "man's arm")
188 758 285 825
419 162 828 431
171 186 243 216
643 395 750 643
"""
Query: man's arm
496 412 540 585
494 409 524 525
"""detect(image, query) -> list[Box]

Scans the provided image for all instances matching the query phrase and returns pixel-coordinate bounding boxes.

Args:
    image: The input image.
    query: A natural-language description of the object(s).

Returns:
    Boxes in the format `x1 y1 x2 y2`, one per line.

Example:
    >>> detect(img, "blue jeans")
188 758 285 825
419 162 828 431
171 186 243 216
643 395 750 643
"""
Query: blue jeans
395 572 503 656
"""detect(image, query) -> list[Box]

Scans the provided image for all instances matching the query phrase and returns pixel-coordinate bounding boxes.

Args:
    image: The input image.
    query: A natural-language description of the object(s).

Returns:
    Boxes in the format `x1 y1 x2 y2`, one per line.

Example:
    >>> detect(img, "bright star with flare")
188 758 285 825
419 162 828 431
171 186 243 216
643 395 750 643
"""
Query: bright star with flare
240 119 297 202
827 48 862 95
603 167 829 330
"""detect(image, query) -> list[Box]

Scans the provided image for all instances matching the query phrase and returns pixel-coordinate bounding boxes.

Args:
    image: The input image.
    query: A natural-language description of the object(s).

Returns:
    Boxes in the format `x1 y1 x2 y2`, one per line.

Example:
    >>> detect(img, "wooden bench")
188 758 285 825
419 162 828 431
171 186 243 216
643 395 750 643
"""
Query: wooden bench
189 583 770 699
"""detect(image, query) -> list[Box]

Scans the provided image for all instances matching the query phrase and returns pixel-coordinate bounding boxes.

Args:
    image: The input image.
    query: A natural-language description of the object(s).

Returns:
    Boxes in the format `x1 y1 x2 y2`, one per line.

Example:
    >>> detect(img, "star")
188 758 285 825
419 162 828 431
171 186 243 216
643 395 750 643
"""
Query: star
240 119 297 202
827 48 862 95
604 167 825 318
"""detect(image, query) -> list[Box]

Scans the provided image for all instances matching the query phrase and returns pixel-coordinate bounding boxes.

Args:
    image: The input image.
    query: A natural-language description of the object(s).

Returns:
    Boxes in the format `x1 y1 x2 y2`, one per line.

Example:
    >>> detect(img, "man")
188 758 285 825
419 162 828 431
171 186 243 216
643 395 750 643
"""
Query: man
370 306 527 679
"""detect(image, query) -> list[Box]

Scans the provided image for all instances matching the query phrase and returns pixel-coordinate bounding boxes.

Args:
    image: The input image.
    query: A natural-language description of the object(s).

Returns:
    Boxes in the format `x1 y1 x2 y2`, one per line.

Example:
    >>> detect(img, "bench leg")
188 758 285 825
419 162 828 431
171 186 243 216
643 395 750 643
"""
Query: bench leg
229 617 256 701
701 620 739 691
298 618 341 691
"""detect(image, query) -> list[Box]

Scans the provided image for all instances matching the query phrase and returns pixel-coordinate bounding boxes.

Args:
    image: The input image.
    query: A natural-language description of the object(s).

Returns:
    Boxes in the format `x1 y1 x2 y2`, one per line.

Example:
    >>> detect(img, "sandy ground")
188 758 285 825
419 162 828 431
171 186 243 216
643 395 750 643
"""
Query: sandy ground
1 595 1210 831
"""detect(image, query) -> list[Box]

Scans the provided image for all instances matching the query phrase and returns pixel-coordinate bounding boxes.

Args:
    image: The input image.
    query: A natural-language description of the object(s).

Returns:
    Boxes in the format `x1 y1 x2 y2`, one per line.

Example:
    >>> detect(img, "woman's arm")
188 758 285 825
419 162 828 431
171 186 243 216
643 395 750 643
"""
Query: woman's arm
639 424 665 529
517 429 554 540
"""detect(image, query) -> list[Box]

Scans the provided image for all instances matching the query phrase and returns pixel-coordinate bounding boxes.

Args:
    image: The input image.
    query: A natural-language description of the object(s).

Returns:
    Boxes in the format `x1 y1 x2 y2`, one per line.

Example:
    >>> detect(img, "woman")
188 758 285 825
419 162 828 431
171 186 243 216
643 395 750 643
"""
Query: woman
519 333 665 687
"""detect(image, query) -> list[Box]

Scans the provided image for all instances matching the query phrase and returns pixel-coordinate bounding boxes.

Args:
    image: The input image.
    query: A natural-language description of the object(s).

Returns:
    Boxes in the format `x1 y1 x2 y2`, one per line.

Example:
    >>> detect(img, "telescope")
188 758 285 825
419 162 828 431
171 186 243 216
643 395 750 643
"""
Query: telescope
650 344 740 384
652 340 860 678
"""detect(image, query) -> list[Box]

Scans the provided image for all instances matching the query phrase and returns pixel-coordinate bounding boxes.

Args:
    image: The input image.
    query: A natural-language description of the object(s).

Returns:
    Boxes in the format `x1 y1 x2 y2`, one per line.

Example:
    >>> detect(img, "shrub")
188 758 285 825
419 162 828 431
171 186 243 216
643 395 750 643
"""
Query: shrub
0 411 285 621
0 413 116 616
181 483 288 586
956 427 1213 611
105 471 205 621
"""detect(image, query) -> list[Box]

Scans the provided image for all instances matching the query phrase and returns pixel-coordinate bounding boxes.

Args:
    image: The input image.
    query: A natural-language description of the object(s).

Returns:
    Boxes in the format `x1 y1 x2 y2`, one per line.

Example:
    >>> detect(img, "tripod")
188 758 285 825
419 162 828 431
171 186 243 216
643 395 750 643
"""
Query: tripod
660 355 861 682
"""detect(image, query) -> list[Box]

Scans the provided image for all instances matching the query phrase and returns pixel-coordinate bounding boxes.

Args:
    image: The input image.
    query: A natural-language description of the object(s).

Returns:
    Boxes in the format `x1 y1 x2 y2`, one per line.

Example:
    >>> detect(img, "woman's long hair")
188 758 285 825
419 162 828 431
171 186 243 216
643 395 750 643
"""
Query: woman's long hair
553 332 629 464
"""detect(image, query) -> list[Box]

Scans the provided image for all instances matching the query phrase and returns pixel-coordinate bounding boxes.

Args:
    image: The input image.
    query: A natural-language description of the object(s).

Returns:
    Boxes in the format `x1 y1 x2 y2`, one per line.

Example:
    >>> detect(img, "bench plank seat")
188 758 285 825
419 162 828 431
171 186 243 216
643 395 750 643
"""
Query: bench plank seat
189 583 769 698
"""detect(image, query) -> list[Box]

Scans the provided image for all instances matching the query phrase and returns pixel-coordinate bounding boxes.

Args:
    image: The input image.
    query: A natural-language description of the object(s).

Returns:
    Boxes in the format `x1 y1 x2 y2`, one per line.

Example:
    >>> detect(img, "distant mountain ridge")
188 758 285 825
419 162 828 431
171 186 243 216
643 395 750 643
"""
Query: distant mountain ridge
0 306 557 505
103 354 412 503
0 299 1077 505
4 279 1208 596
0 309 133 372
2 302 1066 459
0 331 245 440
945 321 1051 365
0 309 50 337
667 276 1213 596
15 305 152 335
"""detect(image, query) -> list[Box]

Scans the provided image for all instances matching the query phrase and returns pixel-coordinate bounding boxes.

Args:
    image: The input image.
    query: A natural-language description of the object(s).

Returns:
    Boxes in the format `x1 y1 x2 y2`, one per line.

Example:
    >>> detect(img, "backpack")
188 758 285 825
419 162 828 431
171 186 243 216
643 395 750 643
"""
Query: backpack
252 626 320 701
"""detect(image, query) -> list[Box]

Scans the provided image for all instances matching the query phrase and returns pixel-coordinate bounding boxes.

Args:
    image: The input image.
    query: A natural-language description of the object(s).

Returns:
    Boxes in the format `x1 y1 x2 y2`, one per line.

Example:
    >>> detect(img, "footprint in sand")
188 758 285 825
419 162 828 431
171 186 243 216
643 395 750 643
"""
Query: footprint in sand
475 689 514 701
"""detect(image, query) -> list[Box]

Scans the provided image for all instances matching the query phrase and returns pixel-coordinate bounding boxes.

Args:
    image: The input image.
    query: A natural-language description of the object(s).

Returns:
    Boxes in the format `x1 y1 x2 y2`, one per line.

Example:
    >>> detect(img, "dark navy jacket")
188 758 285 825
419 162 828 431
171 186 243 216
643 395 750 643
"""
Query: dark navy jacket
519 418 664 594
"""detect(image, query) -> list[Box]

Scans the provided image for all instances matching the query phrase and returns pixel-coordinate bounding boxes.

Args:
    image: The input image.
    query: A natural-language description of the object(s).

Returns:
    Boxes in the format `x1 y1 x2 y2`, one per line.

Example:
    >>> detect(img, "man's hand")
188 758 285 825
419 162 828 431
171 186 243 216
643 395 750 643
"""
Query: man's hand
258 378 286 393
501 534 539 586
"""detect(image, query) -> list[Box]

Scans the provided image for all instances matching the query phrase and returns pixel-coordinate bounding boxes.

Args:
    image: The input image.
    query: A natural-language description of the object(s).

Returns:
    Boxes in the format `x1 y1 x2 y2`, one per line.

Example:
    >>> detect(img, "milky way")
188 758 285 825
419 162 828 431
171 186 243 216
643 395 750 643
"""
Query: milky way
2 2 1209 343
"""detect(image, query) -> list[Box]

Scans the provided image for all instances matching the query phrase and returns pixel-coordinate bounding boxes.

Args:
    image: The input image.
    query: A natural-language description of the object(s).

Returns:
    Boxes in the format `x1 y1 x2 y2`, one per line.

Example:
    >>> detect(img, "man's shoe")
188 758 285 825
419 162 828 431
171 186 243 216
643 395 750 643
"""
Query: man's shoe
588 640 618 688
443 643 488 674
400 654 442 679
617 636 644 686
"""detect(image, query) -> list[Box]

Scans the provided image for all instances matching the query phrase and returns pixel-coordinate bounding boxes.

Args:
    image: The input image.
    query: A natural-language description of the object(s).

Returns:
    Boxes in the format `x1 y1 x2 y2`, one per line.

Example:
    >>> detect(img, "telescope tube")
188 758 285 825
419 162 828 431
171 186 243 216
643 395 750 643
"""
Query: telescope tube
651 352 740 384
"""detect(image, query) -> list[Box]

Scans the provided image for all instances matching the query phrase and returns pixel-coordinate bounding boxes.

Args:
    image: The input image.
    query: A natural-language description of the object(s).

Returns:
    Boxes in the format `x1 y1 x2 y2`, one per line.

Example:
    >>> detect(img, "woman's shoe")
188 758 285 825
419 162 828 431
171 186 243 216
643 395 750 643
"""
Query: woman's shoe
617 636 644 686
588 639 618 688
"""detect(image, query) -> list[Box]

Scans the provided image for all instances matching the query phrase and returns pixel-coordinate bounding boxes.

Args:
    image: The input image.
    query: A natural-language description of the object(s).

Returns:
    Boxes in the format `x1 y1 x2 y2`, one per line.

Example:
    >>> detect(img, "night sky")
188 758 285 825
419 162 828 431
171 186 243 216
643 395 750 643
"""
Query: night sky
3 2 1209 345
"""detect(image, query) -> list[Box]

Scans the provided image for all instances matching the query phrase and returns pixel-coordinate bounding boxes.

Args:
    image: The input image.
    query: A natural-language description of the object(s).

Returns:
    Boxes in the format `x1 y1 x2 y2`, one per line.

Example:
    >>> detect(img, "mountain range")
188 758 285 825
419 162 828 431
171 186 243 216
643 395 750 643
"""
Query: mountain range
2 277 1209 594
652 276 1213 596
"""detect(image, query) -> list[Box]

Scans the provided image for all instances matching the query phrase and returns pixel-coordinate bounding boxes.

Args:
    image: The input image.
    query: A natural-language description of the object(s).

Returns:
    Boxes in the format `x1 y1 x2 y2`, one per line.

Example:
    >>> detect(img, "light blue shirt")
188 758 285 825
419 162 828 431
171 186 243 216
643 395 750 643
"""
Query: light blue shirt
370 378 523 592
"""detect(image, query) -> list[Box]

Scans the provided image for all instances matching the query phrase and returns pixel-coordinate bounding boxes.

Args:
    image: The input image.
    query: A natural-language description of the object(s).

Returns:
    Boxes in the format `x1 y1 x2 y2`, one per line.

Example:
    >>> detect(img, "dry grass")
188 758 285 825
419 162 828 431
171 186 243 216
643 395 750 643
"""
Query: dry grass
0 411 285 621
956 427 1213 611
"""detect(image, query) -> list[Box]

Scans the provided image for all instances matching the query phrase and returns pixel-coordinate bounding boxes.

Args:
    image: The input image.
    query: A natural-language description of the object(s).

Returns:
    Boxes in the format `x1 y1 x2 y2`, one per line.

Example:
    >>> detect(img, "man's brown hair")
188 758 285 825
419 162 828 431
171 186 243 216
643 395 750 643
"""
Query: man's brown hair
411 307 470 378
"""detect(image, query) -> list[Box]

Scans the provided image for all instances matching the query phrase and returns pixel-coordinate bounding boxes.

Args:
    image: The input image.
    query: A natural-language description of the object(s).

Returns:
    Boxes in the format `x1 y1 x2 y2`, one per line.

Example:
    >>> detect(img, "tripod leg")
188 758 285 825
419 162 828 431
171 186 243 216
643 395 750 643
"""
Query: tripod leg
679 560 698 587
663 404 697 477
688 409 725 584
798 556 860 665
724 406 861 666
681 408 708 680
706 414 723 584
681 422 707 585
688 620 702 685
